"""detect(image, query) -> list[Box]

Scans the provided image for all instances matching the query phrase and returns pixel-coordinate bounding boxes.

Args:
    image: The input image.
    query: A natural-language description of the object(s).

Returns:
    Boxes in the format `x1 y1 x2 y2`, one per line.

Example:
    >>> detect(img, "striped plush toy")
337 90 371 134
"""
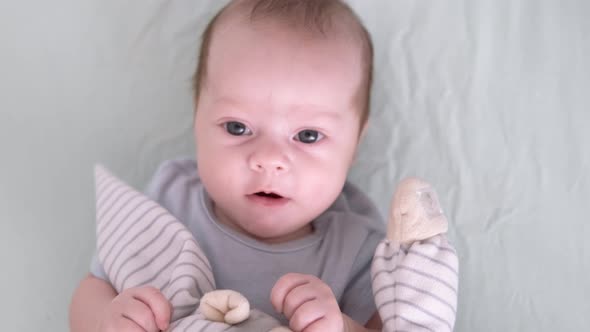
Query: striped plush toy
371 178 458 331
94 165 458 332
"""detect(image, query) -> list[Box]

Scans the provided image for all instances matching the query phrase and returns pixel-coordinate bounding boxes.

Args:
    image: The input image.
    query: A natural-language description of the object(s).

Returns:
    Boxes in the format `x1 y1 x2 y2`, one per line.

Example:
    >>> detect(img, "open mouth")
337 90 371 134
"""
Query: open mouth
254 192 283 199
248 191 289 206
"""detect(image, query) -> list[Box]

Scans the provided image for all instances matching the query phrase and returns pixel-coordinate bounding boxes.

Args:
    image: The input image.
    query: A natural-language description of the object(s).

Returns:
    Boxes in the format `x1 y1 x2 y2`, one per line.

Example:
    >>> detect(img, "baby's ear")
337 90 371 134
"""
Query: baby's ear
386 177 448 244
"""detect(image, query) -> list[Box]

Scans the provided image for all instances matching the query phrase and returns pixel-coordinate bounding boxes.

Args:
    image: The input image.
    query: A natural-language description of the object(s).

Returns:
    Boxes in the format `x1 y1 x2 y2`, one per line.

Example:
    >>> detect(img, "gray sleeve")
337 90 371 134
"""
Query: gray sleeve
89 251 109 280
142 158 197 216
339 226 384 325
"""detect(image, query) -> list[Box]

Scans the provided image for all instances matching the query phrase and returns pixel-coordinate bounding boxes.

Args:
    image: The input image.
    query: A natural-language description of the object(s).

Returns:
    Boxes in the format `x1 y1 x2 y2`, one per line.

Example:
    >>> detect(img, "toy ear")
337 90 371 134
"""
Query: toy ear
386 177 448 244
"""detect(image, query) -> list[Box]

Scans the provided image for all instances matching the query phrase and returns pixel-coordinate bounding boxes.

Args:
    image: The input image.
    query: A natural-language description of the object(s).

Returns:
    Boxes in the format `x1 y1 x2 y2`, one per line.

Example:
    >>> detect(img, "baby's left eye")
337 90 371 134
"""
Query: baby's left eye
294 129 324 144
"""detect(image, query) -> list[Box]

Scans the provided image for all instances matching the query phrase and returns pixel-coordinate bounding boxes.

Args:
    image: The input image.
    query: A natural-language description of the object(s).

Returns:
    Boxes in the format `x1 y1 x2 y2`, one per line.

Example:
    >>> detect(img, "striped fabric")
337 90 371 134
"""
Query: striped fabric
94 165 286 332
371 232 459 331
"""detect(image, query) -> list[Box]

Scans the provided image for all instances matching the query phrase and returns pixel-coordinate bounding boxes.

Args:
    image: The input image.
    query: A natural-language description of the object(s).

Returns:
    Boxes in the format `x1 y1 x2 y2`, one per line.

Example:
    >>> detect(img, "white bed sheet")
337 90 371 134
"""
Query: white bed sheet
0 0 588 330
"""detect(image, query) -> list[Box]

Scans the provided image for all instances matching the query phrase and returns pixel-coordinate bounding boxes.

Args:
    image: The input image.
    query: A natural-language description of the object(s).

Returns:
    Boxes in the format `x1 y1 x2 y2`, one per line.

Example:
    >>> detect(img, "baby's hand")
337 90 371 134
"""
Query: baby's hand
271 273 344 332
99 286 171 332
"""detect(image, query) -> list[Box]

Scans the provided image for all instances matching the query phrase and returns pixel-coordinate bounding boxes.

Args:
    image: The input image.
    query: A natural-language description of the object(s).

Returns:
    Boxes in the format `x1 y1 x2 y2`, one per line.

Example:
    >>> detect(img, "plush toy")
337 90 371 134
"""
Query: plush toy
371 178 458 331
94 166 457 332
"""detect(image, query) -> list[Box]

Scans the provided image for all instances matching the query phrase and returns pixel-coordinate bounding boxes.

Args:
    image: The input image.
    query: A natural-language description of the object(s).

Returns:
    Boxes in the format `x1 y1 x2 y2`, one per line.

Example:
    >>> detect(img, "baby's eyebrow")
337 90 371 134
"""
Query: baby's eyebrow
288 104 346 120
212 97 349 121
211 97 243 108
209 97 255 116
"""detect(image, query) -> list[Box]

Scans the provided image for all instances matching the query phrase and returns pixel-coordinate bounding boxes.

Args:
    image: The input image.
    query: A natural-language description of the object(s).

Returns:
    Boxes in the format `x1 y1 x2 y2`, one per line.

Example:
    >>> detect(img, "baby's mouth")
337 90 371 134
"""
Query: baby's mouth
247 191 289 206
254 191 283 199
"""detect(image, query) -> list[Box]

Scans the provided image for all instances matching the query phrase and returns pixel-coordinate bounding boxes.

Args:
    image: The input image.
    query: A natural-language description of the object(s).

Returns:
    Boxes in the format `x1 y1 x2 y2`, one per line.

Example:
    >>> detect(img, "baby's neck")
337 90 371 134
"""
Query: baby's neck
212 203 314 244
259 224 314 244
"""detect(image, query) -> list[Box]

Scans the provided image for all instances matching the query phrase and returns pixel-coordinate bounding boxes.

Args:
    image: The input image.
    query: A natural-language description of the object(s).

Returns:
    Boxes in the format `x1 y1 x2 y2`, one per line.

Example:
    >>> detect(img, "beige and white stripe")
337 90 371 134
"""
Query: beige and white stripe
371 235 459 332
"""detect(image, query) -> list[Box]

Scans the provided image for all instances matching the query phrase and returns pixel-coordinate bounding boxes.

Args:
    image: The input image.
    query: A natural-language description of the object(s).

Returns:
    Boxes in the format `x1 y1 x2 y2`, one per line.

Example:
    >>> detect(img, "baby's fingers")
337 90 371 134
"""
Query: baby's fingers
130 286 172 330
289 301 325 332
281 282 318 319
118 296 159 332
270 273 311 314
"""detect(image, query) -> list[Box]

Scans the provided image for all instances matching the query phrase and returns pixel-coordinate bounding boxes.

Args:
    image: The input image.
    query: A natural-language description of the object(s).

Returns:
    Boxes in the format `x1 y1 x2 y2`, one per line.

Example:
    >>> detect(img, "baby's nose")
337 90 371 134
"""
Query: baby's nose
251 160 288 173
248 148 290 174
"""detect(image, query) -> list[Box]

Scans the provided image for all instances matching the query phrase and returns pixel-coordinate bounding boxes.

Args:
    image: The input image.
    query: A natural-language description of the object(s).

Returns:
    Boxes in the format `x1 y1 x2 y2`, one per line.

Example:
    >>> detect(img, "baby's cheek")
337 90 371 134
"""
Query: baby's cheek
305 171 345 208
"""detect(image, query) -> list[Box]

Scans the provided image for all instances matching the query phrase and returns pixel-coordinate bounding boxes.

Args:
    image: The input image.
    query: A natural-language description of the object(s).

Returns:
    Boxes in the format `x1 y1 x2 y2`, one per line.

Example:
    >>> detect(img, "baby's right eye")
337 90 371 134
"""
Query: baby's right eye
224 121 252 136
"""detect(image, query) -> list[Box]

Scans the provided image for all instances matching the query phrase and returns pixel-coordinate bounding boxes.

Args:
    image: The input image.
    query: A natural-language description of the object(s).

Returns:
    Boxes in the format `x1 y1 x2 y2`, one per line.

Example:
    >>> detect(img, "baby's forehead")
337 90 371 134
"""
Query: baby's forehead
194 0 372 128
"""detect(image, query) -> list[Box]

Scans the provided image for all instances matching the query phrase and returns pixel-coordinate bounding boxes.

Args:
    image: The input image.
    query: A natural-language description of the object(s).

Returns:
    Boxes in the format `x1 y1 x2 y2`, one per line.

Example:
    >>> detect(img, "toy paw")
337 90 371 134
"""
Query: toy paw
268 327 293 332
387 177 448 244
199 290 250 325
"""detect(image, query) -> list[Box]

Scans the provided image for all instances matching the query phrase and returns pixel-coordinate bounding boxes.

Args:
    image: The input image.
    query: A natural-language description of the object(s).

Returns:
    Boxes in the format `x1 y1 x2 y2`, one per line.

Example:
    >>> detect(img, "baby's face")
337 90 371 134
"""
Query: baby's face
194 18 365 243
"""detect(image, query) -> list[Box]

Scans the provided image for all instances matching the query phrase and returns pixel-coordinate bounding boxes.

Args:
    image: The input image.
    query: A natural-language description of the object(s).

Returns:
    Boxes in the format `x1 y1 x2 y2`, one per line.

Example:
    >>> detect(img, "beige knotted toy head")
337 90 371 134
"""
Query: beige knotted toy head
387 177 448 244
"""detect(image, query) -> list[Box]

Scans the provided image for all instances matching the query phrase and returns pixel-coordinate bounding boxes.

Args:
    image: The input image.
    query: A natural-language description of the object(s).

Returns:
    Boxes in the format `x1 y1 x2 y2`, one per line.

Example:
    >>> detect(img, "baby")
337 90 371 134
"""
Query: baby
71 0 386 331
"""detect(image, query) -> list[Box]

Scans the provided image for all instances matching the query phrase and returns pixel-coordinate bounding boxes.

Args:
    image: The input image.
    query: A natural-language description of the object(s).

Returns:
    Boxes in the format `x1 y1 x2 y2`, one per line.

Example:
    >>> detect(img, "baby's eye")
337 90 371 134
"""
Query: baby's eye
224 121 252 136
295 129 324 144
